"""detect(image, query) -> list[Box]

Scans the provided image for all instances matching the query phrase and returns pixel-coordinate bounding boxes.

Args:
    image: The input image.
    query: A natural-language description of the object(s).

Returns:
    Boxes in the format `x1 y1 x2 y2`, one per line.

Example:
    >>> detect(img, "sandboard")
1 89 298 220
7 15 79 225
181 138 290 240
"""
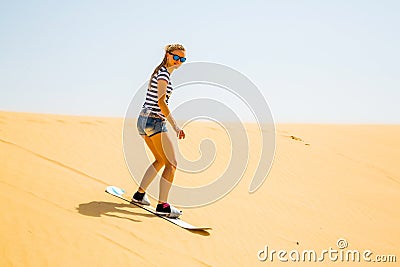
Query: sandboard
105 185 211 231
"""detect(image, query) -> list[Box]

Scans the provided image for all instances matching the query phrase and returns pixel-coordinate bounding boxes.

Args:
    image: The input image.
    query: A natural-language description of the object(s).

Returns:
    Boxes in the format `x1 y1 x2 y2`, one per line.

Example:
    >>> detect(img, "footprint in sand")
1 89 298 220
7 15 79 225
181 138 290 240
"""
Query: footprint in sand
287 135 310 146
80 121 97 125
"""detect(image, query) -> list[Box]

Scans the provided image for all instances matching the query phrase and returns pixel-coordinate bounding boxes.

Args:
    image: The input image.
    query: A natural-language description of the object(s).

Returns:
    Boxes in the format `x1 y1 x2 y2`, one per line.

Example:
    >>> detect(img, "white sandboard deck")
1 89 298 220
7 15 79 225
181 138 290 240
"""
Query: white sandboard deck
105 186 211 231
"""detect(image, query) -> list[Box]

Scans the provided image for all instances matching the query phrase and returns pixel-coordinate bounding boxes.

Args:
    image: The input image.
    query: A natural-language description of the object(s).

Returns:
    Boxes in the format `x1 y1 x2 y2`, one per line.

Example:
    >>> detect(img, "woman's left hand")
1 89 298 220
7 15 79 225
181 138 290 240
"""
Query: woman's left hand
177 129 185 139
175 127 185 139
173 124 185 139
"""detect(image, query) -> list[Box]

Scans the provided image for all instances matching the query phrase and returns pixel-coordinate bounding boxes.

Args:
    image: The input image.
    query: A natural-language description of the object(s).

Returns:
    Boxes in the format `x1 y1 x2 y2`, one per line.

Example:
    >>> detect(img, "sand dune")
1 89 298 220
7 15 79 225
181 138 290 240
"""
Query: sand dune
0 111 399 266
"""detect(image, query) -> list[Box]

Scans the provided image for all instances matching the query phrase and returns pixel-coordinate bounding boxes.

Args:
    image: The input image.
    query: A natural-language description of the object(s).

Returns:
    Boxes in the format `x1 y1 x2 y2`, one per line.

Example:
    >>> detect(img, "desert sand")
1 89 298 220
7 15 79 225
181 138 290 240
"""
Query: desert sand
0 110 399 266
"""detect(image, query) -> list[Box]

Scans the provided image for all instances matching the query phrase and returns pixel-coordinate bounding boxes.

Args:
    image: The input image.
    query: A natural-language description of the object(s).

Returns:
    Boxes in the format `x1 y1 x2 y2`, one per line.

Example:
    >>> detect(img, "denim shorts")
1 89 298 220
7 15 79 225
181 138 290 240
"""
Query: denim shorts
137 109 167 137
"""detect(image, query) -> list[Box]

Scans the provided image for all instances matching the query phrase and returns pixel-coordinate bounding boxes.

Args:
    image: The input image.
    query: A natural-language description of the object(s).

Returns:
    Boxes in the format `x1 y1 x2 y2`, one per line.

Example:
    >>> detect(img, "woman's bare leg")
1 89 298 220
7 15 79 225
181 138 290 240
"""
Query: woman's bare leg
149 132 177 203
137 135 165 193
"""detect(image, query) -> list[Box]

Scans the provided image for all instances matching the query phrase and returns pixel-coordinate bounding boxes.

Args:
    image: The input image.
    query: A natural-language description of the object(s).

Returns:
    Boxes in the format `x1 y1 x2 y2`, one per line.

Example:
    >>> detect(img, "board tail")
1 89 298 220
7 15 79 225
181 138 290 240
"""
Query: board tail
105 185 125 196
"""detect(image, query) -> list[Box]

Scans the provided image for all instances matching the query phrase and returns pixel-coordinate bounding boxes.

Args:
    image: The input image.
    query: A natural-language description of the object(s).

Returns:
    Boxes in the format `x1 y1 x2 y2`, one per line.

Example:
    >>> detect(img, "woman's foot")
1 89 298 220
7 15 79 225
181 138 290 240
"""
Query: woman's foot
131 191 151 206
156 202 182 218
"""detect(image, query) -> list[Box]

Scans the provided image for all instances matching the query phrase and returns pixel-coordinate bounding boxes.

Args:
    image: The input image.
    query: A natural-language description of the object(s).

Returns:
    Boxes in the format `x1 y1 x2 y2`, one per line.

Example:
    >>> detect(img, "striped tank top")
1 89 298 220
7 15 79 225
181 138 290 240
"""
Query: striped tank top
142 66 173 119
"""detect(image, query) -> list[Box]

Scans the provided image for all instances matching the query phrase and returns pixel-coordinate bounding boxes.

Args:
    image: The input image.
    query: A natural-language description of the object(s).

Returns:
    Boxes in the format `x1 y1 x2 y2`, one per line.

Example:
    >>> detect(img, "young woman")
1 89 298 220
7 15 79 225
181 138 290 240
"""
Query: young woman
132 44 186 218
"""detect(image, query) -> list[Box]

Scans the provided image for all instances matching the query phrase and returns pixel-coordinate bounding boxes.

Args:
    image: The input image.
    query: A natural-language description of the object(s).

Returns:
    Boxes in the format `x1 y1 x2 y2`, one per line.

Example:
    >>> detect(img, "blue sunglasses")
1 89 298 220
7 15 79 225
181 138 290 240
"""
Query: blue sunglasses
168 52 186 63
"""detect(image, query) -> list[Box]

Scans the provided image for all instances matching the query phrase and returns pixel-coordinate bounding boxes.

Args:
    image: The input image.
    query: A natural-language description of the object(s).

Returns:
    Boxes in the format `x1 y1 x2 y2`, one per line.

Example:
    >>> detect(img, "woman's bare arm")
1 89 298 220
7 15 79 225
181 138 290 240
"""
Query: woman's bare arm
157 79 185 139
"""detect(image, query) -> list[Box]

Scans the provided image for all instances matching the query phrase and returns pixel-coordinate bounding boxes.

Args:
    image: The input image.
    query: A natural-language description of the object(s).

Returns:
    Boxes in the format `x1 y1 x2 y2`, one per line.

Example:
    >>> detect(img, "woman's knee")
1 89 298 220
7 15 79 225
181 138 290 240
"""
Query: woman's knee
153 159 165 168
165 159 177 170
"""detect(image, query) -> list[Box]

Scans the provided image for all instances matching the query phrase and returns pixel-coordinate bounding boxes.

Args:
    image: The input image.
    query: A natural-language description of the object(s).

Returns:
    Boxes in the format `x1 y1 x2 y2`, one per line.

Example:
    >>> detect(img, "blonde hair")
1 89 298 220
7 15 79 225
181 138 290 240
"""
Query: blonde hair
149 44 186 87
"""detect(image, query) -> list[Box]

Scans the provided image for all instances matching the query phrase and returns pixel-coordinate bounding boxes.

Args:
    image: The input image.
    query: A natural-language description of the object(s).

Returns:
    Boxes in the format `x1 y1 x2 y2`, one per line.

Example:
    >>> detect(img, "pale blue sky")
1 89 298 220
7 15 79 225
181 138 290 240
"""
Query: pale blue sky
1 0 399 123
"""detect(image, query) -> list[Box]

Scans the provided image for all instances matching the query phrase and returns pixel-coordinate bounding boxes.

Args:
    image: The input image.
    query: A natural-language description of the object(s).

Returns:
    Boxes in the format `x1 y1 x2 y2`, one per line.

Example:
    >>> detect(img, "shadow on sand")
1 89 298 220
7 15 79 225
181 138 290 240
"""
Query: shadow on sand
77 201 210 236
